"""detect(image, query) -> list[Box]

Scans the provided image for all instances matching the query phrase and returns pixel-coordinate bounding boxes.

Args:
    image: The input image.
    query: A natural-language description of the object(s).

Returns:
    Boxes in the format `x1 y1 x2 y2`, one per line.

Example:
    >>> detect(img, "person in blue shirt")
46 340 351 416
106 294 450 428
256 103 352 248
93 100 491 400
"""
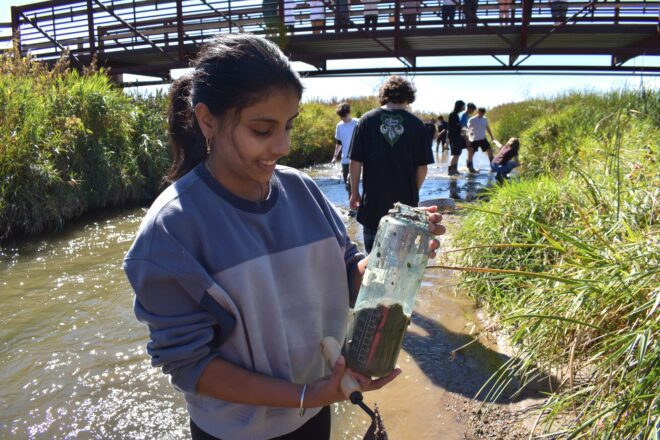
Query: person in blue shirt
460 102 477 173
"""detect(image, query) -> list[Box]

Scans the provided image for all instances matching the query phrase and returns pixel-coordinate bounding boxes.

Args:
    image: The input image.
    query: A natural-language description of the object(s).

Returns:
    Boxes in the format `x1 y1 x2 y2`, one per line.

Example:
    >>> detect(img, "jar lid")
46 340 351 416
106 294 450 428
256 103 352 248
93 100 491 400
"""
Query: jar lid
386 203 430 233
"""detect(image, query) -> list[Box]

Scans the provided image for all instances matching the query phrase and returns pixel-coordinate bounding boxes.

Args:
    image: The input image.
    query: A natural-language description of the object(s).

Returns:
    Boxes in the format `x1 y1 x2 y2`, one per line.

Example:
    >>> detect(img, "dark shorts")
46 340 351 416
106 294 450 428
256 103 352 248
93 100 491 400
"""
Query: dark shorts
449 135 465 156
471 138 491 151
363 226 378 253
341 163 351 193
190 406 331 440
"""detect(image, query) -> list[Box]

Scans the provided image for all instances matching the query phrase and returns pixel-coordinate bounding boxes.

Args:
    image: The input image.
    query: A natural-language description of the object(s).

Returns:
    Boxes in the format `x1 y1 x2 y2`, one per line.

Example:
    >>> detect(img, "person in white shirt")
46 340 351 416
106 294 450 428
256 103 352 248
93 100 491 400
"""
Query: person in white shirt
309 0 325 33
402 0 420 29
466 107 495 172
332 102 359 206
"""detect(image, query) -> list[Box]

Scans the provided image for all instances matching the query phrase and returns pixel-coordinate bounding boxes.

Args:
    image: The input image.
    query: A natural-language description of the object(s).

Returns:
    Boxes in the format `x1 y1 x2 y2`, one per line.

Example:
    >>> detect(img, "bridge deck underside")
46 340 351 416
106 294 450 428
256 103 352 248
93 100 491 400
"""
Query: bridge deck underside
88 25 657 76
5 0 658 77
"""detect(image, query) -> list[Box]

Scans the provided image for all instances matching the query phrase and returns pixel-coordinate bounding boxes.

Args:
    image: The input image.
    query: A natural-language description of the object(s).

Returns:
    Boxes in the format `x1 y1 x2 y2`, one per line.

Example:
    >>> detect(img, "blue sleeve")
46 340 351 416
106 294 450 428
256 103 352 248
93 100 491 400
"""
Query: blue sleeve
124 257 225 393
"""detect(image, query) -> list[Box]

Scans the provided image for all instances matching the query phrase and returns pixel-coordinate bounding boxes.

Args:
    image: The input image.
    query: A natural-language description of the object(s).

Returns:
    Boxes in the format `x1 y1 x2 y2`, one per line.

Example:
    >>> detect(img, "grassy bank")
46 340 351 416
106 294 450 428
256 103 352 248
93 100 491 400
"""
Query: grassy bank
452 90 659 438
1 51 438 241
0 52 169 241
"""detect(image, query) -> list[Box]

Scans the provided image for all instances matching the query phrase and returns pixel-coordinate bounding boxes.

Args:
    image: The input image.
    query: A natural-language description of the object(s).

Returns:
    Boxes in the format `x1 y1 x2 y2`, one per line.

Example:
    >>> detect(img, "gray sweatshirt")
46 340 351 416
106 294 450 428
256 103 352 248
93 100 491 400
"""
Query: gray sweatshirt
124 163 363 439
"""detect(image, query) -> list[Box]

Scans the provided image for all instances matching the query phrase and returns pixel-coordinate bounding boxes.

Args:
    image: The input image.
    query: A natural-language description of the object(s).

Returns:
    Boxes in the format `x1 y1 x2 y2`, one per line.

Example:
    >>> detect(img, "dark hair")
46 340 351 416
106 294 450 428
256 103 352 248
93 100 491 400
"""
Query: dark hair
378 76 416 105
437 115 444 121
467 102 476 110
453 100 465 112
166 33 304 182
478 107 486 113
507 137 520 151
336 102 351 117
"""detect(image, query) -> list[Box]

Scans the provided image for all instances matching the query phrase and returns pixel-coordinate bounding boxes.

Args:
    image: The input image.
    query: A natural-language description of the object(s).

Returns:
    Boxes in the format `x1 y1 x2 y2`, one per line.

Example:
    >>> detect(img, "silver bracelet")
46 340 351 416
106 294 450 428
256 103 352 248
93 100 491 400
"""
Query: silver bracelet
298 384 307 417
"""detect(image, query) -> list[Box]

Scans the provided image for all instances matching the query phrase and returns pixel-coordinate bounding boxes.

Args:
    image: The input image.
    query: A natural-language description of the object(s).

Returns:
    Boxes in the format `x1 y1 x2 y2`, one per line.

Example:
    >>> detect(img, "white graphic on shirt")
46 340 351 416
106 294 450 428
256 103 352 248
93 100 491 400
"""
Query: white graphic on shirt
380 113 404 146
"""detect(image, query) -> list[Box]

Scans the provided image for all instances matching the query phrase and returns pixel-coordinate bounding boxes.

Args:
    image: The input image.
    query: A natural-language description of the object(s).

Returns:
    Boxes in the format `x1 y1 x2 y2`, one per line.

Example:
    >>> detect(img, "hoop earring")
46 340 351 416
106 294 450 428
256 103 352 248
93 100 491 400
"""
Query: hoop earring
206 137 212 155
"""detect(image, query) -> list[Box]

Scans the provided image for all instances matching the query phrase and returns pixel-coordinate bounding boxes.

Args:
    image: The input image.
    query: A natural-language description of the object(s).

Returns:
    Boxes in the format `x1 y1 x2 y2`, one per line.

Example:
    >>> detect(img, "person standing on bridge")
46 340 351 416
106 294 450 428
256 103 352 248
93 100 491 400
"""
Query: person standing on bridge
498 0 512 24
402 0 421 29
263 0 279 35
550 0 568 26
463 0 479 29
362 0 380 31
309 0 326 33
335 0 350 32
349 76 435 252
441 0 458 27
124 32 445 440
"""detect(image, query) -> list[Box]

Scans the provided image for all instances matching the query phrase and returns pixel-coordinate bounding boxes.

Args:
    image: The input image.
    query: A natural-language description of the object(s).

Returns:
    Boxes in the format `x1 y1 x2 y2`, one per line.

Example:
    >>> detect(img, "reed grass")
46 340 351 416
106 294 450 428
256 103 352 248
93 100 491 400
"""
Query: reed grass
0 49 169 241
451 89 659 438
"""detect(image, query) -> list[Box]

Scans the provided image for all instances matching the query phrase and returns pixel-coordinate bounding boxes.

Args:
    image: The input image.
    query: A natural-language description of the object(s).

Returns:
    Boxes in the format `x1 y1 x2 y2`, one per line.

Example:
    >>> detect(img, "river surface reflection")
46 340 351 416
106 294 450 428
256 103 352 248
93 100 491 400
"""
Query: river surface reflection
1 151 498 439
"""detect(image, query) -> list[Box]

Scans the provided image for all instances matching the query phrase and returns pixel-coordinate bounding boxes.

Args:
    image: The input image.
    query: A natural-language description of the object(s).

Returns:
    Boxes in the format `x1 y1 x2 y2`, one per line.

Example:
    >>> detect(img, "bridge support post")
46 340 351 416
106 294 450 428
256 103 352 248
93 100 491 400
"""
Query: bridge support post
176 0 185 62
86 0 95 58
11 6 20 52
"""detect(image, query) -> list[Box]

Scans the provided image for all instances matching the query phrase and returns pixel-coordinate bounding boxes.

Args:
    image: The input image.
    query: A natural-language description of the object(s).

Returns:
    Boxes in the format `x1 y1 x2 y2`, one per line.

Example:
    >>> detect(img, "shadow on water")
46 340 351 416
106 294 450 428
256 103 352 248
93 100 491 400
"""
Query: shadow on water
403 311 512 402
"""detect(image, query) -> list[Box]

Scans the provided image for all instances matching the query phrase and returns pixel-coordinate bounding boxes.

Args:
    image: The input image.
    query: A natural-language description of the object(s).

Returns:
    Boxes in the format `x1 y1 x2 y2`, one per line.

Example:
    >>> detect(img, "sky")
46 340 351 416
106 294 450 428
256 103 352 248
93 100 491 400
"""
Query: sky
3 0 658 113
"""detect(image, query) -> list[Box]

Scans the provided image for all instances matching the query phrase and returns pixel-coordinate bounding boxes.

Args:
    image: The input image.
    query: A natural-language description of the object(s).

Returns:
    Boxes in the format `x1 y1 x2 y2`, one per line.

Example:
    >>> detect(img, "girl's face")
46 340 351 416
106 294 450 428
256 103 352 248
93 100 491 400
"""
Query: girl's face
208 87 300 201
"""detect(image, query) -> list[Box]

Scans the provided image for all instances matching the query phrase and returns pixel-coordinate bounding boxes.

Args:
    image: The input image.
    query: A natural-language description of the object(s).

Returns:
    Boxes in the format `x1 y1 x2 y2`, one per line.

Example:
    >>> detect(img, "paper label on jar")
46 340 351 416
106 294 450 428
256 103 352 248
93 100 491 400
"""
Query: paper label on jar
362 267 395 297
363 267 386 287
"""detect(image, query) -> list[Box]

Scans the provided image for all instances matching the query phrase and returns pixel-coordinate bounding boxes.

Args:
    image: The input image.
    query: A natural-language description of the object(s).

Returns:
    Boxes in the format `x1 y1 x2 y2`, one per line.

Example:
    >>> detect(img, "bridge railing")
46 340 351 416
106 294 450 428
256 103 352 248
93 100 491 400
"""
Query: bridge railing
8 0 659 64
0 22 12 48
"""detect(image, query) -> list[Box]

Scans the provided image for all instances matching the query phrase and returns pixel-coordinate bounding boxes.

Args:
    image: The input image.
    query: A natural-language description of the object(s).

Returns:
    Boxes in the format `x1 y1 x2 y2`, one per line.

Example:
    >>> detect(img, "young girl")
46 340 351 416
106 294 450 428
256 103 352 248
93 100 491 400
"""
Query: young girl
123 33 444 440
491 137 521 181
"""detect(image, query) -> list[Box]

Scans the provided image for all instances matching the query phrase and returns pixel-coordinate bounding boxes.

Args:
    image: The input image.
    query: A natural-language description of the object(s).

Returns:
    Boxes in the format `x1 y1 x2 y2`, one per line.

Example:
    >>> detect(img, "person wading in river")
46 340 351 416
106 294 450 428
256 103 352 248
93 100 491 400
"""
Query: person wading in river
447 99 466 176
349 75 434 253
332 102 359 212
123 33 445 440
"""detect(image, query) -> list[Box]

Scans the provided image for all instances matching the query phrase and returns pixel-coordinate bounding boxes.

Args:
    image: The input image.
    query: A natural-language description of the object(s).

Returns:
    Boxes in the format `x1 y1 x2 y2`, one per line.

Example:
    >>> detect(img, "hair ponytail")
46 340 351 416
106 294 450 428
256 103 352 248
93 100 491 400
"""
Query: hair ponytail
166 75 206 183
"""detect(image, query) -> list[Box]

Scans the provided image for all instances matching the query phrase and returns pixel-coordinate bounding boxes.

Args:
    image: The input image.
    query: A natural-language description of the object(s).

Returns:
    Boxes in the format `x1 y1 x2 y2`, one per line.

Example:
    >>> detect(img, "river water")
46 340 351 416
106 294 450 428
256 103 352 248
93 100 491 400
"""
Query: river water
1 151 504 439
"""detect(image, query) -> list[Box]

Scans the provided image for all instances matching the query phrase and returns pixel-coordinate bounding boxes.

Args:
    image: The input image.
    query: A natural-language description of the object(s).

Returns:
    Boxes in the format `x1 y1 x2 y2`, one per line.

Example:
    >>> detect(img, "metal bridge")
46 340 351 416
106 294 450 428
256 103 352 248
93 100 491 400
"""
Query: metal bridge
2 0 659 82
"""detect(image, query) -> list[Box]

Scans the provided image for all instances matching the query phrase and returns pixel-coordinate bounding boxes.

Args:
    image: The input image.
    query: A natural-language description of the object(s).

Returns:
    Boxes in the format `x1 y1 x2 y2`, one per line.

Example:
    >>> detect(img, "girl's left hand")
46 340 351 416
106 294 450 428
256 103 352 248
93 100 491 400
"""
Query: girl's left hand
421 205 445 259
348 367 401 394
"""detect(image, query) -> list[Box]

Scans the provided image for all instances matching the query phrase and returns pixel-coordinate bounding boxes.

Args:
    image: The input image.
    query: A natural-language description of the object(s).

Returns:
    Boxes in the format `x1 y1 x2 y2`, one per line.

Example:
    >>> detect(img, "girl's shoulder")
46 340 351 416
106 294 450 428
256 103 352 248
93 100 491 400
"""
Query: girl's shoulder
275 166 325 199
274 165 316 187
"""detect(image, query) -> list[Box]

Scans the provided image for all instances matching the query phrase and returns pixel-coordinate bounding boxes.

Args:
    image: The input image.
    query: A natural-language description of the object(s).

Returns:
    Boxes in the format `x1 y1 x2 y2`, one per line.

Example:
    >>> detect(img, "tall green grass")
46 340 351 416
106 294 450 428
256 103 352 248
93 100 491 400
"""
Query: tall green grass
0 52 451 240
451 90 659 438
0 50 169 241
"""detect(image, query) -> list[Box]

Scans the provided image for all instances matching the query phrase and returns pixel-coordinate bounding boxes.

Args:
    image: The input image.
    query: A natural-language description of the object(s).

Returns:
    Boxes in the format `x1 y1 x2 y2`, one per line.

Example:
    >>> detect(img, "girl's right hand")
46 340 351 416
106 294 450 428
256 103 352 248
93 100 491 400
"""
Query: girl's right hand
305 356 401 407
305 355 350 407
